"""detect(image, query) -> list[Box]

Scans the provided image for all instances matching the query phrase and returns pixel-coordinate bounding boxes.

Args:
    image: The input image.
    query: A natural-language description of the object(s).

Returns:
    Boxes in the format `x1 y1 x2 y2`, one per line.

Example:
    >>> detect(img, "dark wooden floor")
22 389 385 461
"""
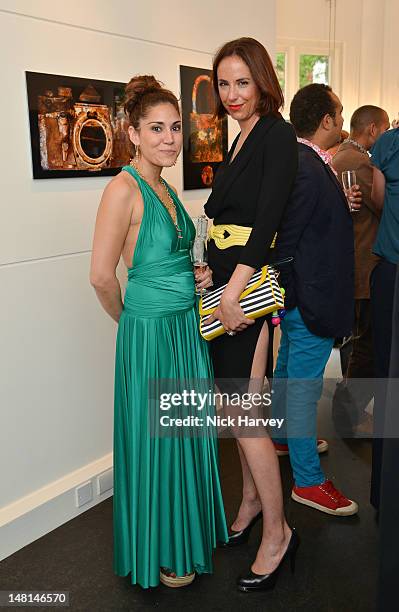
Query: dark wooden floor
0 393 377 612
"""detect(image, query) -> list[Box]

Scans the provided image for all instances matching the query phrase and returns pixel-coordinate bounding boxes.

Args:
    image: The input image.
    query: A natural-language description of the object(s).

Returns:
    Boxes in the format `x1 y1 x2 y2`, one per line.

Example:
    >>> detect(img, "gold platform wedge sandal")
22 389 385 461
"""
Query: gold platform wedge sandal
160 568 196 588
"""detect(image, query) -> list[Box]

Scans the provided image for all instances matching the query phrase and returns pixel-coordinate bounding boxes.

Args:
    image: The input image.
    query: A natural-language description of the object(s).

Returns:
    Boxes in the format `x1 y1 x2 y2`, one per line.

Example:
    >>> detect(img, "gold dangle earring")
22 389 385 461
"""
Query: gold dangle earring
130 144 140 170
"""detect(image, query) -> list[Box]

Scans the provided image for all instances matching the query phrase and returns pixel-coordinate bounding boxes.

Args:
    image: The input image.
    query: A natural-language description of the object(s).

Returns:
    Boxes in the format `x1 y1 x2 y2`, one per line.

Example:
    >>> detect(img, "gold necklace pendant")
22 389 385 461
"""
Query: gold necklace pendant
159 178 178 225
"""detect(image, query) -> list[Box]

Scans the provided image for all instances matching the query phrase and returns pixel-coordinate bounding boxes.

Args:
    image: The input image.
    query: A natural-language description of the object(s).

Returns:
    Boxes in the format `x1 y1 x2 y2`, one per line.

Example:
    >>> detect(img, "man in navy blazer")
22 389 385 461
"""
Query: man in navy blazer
272 84 359 516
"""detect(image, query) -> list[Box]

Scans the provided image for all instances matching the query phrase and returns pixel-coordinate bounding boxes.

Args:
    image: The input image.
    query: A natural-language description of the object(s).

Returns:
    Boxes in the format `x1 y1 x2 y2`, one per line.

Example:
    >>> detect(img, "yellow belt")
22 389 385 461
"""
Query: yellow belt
208 224 276 250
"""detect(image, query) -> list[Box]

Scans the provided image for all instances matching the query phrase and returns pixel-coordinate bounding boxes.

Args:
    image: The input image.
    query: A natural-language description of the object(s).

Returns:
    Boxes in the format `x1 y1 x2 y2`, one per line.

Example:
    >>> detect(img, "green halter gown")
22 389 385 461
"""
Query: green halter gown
113 165 228 588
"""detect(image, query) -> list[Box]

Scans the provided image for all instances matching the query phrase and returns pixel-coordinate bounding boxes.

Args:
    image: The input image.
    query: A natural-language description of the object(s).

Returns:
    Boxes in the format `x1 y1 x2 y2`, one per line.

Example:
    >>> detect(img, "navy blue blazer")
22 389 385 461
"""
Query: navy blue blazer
273 143 354 338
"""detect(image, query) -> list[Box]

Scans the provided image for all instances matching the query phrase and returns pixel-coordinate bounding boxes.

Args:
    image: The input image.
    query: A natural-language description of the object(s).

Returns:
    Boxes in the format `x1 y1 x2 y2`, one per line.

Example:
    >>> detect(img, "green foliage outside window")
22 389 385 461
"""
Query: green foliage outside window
276 52 286 91
299 55 329 88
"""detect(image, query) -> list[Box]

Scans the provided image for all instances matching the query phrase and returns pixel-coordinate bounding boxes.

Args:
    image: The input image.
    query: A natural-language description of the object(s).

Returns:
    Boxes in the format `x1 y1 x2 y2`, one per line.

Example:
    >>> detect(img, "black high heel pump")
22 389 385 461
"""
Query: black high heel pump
220 511 262 548
237 528 300 592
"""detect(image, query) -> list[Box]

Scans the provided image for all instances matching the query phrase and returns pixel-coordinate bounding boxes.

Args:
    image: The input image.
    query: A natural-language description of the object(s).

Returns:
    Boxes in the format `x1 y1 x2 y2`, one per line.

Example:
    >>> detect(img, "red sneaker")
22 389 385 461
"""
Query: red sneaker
273 439 329 456
291 480 358 516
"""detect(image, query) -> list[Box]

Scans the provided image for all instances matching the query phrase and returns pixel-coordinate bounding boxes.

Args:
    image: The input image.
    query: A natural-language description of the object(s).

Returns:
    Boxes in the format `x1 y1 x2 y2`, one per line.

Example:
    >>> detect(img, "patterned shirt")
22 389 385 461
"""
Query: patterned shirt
297 137 338 176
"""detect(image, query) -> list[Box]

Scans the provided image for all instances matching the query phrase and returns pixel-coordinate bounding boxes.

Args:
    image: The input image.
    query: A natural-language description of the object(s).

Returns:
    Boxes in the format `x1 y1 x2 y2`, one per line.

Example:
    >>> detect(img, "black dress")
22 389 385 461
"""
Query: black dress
204 114 298 381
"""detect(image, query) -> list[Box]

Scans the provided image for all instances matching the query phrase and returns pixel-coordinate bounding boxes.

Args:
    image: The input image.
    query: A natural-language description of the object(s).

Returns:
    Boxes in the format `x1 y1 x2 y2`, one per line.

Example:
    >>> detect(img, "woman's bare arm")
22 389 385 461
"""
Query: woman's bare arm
371 167 386 211
90 175 134 322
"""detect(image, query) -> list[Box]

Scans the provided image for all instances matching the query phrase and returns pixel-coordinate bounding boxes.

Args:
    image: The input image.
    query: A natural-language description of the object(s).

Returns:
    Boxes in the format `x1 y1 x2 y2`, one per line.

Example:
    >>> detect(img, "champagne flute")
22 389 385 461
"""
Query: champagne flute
342 170 359 212
192 215 208 240
191 216 209 295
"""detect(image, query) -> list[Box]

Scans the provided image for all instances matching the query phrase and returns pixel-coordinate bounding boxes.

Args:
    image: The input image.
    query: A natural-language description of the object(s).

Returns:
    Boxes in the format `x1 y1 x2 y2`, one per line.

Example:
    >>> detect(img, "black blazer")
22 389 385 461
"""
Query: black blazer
274 143 354 338
205 115 298 273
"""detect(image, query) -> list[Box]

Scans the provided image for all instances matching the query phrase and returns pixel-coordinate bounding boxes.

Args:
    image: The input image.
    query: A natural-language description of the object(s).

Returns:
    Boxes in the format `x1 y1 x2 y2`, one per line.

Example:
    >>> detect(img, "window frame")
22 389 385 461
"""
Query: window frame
276 37 343 119
275 50 287 101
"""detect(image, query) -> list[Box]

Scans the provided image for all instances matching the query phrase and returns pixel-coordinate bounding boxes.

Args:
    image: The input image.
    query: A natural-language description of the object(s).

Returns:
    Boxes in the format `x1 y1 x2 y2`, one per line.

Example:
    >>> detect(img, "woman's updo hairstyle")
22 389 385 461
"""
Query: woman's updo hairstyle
124 75 179 129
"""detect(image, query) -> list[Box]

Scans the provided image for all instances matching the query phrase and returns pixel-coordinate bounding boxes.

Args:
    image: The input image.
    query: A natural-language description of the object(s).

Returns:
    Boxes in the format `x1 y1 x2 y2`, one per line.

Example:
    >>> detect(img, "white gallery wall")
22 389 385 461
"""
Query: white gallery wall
277 0 399 127
0 0 276 559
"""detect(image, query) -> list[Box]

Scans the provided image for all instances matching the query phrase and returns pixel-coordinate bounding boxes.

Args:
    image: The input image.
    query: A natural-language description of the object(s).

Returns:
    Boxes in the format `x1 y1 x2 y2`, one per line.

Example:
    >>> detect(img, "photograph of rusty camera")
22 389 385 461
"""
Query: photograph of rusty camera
26 71 131 179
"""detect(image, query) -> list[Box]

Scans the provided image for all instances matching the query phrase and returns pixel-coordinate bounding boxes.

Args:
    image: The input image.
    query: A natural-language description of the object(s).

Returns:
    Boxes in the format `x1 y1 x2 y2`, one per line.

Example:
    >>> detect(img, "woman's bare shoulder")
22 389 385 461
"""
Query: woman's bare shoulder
96 171 141 226
103 169 139 201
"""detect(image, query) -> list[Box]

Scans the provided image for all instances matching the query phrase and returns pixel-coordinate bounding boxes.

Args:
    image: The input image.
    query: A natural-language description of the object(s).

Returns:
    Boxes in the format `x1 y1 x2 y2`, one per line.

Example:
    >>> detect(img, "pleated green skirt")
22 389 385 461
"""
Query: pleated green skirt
113 305 228 588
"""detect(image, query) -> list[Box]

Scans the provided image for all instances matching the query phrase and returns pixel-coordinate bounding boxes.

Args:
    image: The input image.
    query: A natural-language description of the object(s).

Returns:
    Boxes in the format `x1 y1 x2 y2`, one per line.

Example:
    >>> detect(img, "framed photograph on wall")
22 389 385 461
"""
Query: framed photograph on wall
179 65 228 190
26 71 131 179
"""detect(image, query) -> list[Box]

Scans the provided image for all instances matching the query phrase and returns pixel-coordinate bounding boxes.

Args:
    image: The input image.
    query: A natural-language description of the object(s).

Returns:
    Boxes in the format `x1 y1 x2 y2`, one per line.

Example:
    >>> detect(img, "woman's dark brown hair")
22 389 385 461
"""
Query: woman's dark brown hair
124 75 179 128
212 37 284 119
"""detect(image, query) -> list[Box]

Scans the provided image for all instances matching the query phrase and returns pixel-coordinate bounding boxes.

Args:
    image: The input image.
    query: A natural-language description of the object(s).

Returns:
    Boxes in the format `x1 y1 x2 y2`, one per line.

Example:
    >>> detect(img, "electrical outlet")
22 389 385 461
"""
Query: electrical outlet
97 468 113 495
75 481 93 508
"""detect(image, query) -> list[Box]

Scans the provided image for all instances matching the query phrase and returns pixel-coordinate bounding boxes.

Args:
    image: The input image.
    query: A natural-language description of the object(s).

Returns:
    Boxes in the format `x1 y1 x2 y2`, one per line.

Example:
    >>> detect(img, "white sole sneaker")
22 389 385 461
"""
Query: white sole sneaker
291 490 359 516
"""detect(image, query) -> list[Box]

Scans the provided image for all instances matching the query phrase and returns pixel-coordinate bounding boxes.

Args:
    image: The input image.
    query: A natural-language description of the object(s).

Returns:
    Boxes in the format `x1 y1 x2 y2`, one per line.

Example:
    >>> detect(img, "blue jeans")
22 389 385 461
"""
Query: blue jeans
272 307 334 487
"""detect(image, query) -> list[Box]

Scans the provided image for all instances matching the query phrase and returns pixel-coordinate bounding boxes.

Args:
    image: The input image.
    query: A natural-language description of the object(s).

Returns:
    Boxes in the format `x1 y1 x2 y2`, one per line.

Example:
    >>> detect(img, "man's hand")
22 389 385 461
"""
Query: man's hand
348 184 362 212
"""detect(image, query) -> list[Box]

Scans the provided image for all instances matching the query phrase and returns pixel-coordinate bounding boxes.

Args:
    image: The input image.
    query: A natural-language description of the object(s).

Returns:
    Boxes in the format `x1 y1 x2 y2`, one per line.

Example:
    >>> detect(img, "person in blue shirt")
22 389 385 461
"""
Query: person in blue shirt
372 127 399 264
370 126 399 509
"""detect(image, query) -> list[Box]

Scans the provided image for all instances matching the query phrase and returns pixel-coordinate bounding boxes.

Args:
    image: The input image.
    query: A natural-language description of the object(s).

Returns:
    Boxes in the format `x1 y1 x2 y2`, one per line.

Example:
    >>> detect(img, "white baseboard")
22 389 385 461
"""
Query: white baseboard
0 453 113 561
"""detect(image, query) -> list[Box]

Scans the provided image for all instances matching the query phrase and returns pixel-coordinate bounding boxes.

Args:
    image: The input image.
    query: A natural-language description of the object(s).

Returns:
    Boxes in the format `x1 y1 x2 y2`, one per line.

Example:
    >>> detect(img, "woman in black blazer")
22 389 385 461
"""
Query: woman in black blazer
204 38 298 591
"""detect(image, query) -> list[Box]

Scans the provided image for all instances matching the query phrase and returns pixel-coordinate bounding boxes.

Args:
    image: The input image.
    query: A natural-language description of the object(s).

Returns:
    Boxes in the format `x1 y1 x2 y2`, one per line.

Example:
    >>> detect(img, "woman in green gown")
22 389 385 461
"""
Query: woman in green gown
90 75 228 589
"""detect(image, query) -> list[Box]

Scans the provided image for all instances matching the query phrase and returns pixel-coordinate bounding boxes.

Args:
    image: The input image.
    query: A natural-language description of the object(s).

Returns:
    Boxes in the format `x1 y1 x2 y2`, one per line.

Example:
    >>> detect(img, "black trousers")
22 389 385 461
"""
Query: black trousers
370 259 397 509
332 299 375 435
377 264 399 610
346 299 374 379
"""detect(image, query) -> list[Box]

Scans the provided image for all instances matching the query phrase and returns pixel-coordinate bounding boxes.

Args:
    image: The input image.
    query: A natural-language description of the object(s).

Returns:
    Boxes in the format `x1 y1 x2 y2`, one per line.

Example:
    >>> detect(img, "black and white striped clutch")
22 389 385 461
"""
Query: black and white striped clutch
199 266 284 341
